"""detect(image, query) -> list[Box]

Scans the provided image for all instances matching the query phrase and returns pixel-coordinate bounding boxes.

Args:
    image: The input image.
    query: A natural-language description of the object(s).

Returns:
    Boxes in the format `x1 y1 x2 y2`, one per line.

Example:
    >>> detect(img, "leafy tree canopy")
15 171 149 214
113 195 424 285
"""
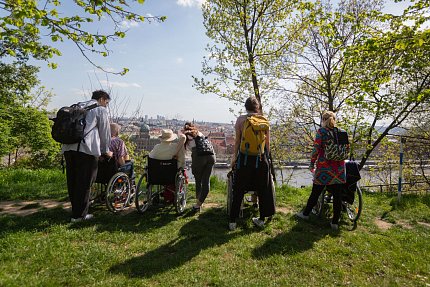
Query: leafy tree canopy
194 0 309 110
0 0 166 74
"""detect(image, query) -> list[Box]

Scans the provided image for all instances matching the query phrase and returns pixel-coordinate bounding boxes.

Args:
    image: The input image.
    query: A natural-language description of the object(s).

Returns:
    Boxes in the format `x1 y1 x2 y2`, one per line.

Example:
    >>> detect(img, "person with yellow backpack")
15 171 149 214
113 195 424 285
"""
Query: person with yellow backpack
228 97 276 230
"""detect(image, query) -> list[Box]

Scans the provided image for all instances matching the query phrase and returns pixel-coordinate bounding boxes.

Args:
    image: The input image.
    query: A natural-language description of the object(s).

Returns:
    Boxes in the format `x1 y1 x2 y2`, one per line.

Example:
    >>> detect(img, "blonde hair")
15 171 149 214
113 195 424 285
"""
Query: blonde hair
321 111 336 129
110 123 121 137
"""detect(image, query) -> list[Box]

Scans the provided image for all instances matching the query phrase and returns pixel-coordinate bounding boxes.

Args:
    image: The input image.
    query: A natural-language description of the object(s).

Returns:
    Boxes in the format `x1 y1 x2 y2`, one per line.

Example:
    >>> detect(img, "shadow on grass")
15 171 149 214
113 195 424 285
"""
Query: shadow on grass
0 202 188 238
252 218 336 259
0 207 70 238
109 207 249 279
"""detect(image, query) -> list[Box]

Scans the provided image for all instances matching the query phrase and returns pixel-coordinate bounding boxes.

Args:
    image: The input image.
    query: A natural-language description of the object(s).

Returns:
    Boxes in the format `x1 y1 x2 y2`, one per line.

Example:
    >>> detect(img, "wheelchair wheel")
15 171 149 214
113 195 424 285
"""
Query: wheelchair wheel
344 183 363 223
174 172 187 214
226 172 234 216
105 172 131 213
135 173 152 214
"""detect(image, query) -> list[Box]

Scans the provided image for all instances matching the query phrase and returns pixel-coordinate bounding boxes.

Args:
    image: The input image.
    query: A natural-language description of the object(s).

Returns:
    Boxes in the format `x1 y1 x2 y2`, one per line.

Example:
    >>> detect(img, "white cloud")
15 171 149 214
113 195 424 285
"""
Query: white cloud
176 0 205 8
120 20 139 29
100 80 142 88
176 57 184 64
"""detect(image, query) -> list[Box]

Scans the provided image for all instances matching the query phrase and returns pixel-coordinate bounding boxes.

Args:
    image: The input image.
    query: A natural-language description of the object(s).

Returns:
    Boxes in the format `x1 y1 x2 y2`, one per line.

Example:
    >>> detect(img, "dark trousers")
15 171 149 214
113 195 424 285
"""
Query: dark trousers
303 183 343 224
229 153 275 222
191 150 215 203
64 151 98 219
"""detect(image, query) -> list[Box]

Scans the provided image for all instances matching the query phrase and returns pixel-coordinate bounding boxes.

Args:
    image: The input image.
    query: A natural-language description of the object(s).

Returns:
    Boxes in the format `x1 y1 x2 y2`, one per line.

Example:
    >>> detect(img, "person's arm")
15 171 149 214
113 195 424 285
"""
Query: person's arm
117 157 126 166
173 134 186 158
124 145 130 161
149 144 159 159
98 108 112 157
231 118 241 165
265 128 270 154
309 129 323 172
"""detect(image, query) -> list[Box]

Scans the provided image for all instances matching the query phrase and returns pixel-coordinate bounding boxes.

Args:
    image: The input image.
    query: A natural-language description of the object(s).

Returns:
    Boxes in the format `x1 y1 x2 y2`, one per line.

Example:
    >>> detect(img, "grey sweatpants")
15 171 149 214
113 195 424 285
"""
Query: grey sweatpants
191 149 215 203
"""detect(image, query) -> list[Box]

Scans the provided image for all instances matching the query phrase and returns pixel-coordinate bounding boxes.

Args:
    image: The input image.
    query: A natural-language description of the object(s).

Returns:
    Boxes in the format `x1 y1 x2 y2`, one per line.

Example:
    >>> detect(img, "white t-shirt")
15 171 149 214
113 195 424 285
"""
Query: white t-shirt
149 142 185 168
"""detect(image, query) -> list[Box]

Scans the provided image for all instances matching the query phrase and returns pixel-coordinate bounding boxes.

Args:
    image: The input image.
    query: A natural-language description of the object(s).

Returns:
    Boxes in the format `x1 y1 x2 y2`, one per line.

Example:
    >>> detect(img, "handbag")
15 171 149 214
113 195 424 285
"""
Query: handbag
194 136 215 156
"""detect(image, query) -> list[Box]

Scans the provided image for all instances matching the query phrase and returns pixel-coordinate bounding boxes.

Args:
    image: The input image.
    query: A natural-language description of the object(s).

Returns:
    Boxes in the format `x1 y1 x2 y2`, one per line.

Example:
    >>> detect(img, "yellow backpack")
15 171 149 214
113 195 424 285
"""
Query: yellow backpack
240 114 270 156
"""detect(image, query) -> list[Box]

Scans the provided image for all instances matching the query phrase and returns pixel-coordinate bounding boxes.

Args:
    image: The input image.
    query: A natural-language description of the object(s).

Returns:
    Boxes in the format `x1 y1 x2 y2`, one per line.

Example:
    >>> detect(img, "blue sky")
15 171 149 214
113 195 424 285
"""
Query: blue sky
36 0 408 123
37 0 236 123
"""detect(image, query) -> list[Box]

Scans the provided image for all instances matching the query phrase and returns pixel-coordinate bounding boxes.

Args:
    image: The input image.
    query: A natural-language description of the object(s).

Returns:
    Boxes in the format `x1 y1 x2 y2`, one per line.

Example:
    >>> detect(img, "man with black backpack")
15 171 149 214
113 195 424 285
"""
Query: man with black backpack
60 90 112 222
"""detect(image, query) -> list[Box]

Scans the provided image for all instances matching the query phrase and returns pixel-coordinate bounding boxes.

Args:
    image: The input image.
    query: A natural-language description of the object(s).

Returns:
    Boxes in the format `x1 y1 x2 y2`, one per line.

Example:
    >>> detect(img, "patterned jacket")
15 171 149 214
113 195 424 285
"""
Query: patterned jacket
310 127 346 185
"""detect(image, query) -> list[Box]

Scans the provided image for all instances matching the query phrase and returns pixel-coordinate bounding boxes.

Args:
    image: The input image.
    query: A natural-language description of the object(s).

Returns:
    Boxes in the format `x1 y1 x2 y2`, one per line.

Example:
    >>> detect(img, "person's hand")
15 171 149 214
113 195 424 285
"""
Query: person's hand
105 151 113 158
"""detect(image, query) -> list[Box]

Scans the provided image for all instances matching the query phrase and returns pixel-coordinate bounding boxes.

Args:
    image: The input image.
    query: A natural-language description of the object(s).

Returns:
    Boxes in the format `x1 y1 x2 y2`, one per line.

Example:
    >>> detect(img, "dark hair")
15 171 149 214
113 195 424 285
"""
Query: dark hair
91 90 111 100
245 97 260 113
184 122 193 129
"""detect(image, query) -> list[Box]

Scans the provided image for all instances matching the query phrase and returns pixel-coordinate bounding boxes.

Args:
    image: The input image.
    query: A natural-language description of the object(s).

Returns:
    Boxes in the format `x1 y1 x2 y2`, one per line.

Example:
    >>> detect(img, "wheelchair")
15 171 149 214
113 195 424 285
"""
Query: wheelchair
312 161 363 225
226 167 276 218
89 156 136 213
135 156 187 215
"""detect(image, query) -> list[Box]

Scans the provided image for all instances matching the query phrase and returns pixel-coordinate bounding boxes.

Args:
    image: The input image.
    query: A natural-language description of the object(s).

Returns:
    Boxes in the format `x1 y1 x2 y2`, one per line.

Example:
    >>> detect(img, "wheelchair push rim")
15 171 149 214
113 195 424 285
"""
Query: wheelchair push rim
344 183 363 223
135 173 151 214
105 172 131 213
174 172 187 214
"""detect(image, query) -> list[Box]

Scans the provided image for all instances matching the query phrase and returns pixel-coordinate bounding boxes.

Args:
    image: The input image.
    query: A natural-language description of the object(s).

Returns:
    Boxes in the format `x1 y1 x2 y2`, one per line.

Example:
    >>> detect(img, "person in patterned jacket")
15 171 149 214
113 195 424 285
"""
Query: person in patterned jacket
296 111 347 230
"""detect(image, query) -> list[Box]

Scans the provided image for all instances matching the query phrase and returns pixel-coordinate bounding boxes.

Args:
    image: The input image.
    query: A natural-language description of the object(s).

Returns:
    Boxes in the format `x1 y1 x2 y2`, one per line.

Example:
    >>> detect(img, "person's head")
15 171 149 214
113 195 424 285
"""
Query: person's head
245 97 261 113
92 90 111 107
321 111 336 129
183 122 198 138
110 123 121 137
159 129 178 142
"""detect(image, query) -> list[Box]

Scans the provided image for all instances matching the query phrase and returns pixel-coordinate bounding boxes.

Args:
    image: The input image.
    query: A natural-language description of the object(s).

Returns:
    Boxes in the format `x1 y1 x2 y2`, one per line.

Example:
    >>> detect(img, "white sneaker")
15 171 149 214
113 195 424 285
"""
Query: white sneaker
228 222 237 231
296 211 310 220
330 222 339 230
71 214 94 223
252 217 265 228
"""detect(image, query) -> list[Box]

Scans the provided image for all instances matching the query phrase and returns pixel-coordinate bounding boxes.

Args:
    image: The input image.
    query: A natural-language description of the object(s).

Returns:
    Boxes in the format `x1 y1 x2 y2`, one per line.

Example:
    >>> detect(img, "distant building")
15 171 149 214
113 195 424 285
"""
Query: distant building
209 131 228 158
130 123 159 153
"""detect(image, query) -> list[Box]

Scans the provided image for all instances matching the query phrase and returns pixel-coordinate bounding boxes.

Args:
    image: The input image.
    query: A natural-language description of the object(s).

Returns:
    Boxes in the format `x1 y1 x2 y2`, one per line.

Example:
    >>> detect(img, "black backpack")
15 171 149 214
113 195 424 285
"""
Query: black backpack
51 102 98 145
194 136 215 156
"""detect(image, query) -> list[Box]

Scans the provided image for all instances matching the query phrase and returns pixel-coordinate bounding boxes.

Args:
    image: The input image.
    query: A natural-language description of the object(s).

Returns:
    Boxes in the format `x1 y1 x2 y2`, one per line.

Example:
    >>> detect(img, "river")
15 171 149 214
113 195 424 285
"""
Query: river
186 166 430 190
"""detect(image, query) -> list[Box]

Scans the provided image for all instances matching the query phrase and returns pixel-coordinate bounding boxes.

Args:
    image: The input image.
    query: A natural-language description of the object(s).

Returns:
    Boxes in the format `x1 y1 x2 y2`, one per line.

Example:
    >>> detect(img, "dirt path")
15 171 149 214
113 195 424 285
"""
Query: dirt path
0 200 71 216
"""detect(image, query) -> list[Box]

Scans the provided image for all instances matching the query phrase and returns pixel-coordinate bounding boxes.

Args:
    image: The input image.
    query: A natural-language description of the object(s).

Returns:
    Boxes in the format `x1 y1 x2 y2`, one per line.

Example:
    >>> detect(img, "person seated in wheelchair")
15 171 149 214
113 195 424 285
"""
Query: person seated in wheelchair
95 123 130 184
109 123 134 177
148 129 186 203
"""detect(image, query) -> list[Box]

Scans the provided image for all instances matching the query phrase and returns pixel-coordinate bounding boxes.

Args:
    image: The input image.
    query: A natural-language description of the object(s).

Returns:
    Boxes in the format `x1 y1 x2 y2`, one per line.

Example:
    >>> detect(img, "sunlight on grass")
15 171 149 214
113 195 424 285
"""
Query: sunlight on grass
0 169 429 286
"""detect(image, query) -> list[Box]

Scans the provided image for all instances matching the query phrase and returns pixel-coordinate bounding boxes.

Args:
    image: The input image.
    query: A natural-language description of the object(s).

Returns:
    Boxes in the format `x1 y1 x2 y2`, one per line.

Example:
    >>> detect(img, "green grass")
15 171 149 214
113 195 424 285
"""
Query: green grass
0 168 67 200
0 169 429 286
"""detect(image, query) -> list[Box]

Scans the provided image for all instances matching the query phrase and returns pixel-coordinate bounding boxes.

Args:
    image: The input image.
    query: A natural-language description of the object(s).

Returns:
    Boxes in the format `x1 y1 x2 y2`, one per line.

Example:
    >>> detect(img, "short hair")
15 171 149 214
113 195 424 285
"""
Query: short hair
245 97 260 113
321 111 336 129
91 90 111 101
110 123 121 137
